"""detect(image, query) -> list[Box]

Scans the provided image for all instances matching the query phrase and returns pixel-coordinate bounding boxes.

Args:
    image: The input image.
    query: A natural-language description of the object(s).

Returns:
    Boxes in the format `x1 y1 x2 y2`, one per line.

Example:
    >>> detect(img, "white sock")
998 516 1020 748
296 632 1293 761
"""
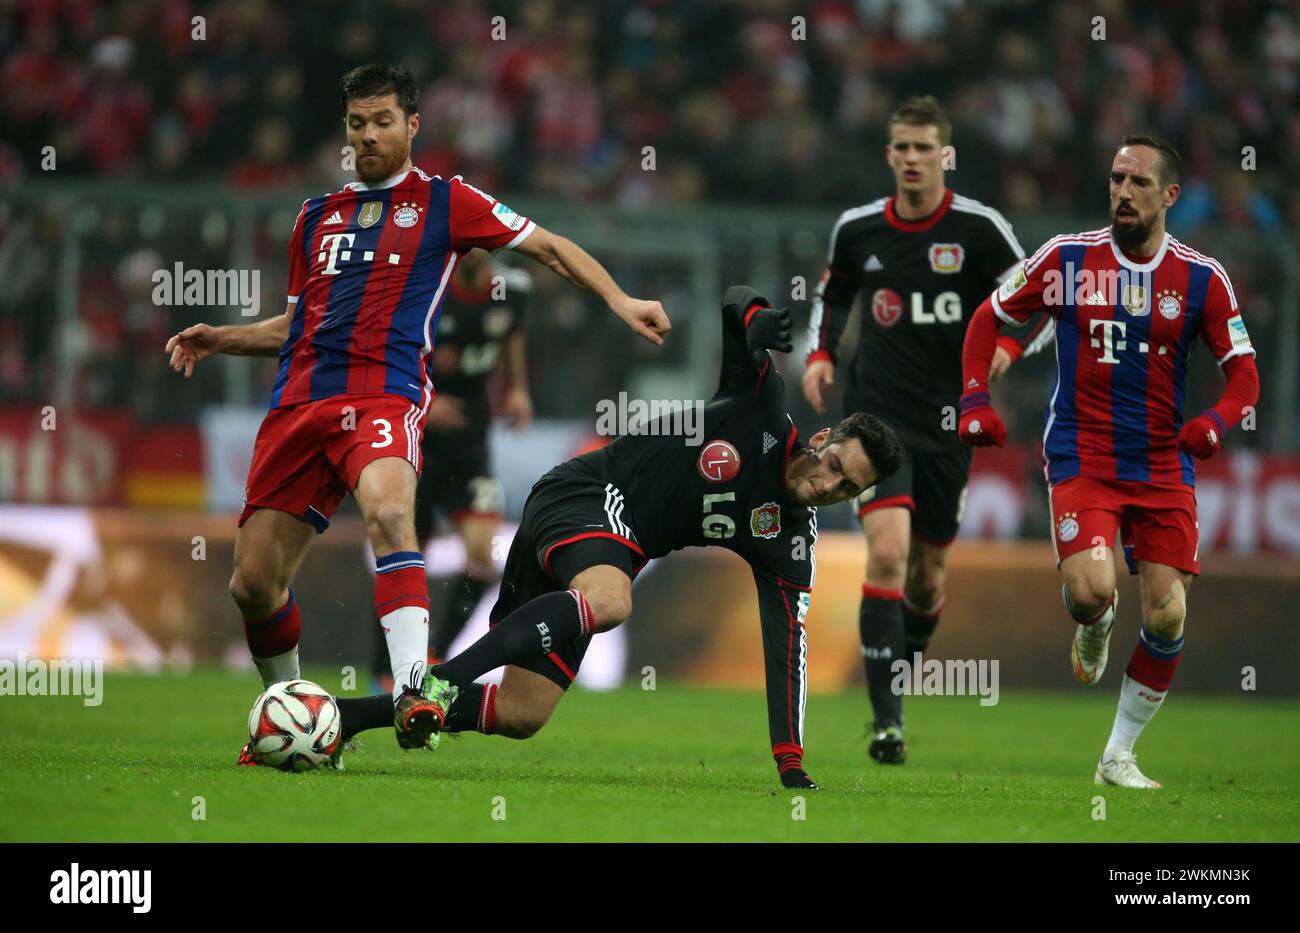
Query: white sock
382 605 430 700
253 646 300 689
1104 674 1167 759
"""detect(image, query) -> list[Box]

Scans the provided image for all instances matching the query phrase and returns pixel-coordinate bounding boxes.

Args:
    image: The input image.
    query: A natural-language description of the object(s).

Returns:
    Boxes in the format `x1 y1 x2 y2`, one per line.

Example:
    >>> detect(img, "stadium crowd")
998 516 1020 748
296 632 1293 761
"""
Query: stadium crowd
1 0 1296 428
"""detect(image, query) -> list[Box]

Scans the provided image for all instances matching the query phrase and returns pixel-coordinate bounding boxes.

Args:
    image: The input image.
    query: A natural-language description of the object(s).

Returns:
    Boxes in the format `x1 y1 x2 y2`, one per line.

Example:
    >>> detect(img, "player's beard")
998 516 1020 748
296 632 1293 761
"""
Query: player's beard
356 143 408 184
1110 208 1151 251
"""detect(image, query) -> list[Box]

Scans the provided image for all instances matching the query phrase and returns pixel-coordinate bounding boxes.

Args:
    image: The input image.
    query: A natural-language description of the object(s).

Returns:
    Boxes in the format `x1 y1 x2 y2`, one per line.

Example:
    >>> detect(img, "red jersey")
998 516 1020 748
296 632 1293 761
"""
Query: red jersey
992 228 1255 487
270 168 535 414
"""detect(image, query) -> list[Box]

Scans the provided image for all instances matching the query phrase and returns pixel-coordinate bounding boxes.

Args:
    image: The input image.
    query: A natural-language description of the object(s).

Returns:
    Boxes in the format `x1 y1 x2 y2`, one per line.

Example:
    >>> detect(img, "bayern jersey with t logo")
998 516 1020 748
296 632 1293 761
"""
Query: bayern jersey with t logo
270 167 534 412
991 228 1255 488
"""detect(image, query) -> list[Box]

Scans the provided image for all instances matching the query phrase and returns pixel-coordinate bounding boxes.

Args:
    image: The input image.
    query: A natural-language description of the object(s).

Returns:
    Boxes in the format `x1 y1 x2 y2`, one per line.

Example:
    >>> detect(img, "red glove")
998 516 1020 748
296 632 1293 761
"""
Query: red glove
958 391 1007 447
1178 410 1227 459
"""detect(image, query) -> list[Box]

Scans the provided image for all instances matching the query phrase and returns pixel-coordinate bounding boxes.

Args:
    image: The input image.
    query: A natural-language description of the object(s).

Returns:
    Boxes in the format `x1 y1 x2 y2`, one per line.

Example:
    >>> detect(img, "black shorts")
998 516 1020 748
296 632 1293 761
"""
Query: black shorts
490 466 646 689
852 444 971 546
414 427 503 542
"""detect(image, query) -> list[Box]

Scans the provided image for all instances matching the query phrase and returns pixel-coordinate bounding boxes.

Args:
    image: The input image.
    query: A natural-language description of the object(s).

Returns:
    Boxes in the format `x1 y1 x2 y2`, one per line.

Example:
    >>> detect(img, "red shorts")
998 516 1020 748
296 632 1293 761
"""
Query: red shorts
1047 475 1199 576
239 394 426 532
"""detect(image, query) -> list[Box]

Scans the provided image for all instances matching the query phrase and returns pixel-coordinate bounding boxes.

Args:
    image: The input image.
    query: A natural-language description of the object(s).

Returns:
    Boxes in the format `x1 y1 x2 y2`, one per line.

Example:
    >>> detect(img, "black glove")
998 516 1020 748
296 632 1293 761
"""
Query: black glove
780 768 819 790
746 303 793 354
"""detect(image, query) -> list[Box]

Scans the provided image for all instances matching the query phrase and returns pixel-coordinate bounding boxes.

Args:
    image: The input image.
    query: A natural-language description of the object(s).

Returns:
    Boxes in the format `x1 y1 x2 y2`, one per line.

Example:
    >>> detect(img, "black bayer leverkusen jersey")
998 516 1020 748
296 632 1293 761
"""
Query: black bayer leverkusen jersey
805 188 1052 453
564 294 816 761
427 262 531 435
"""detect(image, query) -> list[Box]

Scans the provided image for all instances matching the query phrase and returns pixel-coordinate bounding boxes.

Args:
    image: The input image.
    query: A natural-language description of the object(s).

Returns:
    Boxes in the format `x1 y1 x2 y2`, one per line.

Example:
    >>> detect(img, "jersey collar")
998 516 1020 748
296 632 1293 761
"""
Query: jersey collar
348 167 412 191
884 188 953 233
1108 230 1170 272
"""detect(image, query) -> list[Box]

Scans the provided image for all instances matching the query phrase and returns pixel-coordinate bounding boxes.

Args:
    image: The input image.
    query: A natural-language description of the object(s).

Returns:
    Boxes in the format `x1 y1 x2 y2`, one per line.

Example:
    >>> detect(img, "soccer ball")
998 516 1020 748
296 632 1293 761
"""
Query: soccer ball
247 679 342 772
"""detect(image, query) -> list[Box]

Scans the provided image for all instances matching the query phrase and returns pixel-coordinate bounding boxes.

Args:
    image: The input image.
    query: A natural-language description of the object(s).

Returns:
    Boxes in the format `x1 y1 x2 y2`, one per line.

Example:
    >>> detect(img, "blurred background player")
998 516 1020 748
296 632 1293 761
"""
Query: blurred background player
801 96 1052 764
370 249 534 692
163 63 670 763
960 136 1260 788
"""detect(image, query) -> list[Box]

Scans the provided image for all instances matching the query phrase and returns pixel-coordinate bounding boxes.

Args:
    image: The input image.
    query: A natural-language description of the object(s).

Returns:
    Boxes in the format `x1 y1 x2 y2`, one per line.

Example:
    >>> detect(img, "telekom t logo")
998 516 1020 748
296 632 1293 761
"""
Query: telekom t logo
1089 318 1127 364
319 233 355 275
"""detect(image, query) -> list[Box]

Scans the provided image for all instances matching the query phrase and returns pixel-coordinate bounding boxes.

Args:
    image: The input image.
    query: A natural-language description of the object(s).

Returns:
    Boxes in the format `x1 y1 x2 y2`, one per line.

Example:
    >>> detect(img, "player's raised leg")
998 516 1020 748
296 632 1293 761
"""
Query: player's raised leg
230 508 318 688
858 504 910 764
352 455 444 748
431 562 626 689
1096 562 1191 789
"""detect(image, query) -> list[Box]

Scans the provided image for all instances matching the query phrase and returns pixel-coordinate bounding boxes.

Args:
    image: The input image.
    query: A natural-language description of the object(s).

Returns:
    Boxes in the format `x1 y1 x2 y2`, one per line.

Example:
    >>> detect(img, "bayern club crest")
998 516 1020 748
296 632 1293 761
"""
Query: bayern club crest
1057 512 1080 543
394 201 424 228
750 502 782 539
697 440 741 483
1157 288 1184 320
871 288 903 328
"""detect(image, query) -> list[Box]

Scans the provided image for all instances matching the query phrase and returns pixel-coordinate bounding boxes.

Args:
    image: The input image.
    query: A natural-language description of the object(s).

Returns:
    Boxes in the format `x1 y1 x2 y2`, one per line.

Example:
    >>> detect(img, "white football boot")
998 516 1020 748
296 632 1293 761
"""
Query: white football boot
1071 588 1117 685
1095 751 1162 789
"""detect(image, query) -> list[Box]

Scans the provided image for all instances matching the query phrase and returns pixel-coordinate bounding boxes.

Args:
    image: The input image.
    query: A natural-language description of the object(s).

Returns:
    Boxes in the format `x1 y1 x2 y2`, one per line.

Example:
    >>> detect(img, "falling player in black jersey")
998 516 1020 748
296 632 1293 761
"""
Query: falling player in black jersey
370 249 533 691
335 286 902 789
801 96 1052 764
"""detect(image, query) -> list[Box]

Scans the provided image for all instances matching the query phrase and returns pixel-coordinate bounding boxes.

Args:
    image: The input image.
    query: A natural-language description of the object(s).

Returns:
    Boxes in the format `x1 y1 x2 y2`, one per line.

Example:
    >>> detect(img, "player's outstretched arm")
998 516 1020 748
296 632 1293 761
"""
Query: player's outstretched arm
513 225 670 346
164 304 292 377
957 298 1007 447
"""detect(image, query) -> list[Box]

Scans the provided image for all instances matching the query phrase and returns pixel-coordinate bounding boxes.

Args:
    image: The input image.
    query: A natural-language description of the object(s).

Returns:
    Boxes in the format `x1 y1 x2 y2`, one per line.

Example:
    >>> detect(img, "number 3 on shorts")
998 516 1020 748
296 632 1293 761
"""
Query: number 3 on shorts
370 418 393 448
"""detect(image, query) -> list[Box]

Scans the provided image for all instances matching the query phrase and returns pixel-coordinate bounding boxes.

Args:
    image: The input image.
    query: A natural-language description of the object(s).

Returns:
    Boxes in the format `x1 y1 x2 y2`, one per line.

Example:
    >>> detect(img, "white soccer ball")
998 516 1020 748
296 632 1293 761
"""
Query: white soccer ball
247 679 342 772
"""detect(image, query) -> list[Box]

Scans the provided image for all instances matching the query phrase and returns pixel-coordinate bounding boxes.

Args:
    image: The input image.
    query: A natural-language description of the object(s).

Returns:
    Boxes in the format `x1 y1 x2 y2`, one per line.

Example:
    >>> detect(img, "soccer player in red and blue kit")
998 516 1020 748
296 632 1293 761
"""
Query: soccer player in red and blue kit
164 64 670 763
959 136 1259 788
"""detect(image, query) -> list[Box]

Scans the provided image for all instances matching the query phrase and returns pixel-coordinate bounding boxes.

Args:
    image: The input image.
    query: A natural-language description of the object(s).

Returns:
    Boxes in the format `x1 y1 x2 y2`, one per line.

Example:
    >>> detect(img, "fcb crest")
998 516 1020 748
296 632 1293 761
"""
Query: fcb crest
928 243 965 274
358 201 384 228
1056 512 1079 543
1122 284 1148 316
394 201 424 228
1157 288 1183 320
750 502 782 539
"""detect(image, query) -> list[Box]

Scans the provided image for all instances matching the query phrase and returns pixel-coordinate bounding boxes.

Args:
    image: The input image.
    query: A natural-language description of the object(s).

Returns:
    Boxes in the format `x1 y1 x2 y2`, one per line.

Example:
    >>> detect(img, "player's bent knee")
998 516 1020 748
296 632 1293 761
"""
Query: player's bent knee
495 701 554 740
228 567 283 618
585 588 632 632
1145 580 1187 639
1062 570 1113 616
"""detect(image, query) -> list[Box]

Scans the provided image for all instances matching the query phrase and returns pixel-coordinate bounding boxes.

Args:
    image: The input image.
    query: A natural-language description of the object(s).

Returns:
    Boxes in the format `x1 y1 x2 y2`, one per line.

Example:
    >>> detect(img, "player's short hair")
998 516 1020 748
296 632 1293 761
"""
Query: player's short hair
1119 134 1182 187
887 95 951 147
825 413 904 488
340 63 419 118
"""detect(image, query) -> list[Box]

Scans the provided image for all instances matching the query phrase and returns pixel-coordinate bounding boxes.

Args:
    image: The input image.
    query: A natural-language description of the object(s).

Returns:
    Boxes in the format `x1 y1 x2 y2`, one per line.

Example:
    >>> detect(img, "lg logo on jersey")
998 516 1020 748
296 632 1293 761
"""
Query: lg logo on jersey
1089 319 1172 365
871 289 961 328
318 233 402 275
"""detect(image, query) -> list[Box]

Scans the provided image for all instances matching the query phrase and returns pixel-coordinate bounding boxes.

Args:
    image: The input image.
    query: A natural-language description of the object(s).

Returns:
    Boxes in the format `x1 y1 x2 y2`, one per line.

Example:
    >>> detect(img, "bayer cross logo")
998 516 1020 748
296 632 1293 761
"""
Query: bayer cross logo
697 440 741 483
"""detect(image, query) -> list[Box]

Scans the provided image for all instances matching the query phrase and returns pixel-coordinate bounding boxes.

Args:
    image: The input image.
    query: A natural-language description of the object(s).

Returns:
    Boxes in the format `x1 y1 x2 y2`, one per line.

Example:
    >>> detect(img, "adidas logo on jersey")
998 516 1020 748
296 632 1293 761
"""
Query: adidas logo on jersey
864 255 884 272
762 432 778 454
323 210 343 225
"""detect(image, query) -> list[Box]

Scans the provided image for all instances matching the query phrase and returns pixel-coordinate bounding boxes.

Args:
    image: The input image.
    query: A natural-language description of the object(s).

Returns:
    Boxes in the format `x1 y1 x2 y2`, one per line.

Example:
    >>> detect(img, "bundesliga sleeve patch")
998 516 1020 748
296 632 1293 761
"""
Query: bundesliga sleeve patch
1227 315 1252 351
998 264 1028 301
492 201 527 231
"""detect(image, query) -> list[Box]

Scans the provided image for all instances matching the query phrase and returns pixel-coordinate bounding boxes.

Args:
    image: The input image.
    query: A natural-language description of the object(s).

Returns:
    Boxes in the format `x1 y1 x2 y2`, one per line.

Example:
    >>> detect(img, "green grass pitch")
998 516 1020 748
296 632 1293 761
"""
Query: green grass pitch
3 670 1297 842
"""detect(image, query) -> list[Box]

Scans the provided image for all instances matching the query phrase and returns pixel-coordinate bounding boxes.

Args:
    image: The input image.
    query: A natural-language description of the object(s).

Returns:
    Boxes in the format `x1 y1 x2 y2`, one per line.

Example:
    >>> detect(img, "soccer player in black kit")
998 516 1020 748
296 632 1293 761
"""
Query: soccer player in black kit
370 248 533 690
802 97 1052 764
337 285 902 789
